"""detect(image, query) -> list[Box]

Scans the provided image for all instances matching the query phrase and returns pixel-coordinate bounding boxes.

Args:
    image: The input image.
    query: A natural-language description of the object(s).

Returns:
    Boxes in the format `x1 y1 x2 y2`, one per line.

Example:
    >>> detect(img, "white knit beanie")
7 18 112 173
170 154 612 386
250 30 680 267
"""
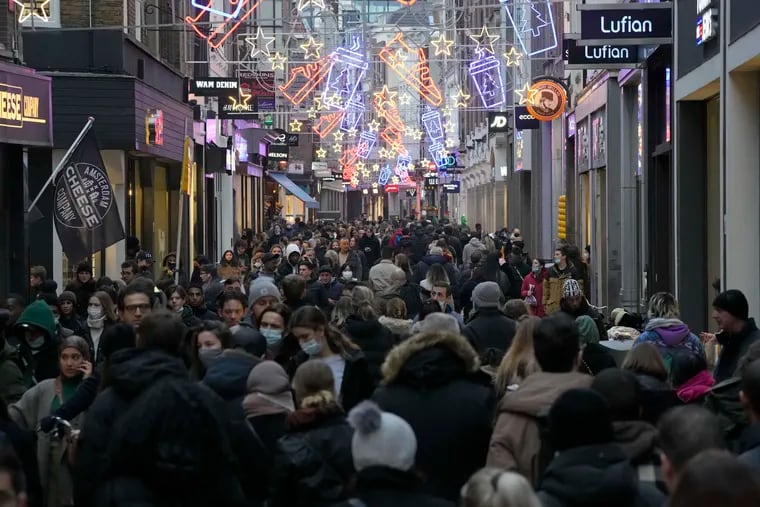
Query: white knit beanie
348 401 417 472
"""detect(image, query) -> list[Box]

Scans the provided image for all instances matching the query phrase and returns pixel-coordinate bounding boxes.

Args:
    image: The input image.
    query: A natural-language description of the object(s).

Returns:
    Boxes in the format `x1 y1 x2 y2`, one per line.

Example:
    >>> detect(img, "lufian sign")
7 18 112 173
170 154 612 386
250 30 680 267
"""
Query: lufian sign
564 37 640 68
579 3 672 46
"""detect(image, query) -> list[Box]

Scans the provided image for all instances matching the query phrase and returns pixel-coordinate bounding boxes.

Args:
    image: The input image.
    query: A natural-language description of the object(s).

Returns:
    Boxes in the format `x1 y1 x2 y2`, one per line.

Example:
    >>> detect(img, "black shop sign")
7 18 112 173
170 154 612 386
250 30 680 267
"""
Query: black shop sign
580 3 672 45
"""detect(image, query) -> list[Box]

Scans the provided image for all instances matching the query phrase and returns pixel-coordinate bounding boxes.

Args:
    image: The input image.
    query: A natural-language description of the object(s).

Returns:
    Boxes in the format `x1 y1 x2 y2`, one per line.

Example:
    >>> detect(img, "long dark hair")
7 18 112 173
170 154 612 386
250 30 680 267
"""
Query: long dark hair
288 306 360 359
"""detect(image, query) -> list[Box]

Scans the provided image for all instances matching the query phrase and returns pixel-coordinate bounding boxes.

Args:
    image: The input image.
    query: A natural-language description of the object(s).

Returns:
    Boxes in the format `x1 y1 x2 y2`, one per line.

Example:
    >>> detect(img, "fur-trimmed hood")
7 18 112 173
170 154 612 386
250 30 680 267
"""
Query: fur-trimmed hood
380 331 480 386
378 315 413 336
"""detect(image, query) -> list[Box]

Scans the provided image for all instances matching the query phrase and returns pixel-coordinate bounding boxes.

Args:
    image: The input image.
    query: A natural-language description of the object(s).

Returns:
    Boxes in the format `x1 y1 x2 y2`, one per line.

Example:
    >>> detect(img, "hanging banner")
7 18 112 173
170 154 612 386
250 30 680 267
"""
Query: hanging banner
53 129 125 262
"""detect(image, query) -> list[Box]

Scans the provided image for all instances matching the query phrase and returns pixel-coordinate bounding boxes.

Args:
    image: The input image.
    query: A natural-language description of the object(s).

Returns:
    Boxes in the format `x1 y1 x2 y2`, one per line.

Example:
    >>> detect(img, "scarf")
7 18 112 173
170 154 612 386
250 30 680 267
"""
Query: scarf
677 370 716 403
242 392 294 418
87 315 106 329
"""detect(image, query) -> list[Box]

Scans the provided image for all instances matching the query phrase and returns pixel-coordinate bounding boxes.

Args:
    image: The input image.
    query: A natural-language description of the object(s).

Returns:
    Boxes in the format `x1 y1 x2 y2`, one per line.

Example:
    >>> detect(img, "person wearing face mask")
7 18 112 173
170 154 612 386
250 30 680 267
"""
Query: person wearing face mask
256 304 298 368
57 291 86 338
84 292 117 366
12 300 60 386
521 258 546 317
188 321 233 380
10 336 92 507
288 306 373 412
543 245 583 315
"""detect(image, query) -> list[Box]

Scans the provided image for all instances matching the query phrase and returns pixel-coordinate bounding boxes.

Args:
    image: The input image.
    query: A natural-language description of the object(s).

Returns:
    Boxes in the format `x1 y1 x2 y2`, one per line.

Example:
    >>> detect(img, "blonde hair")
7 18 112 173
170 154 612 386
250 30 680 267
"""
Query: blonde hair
647 291 680 319
461 468 541 507
292 359 336 408
331 296 354 328
493 316 541 397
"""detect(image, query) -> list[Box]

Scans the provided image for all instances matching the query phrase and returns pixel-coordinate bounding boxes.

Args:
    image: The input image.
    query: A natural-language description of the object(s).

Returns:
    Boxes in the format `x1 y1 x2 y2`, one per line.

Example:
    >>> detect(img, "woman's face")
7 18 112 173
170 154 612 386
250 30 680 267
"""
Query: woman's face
330 241 339 251
59 347 85 379
349 237 356 249
197 331 223 350
169 291 185 311
260 311 285 331
274 225 282 235
88 297 102 312
59 300 75 316
272 246 283 256
532 259 541 271
292 325 325 347
77 271 92 283
224 251 234 261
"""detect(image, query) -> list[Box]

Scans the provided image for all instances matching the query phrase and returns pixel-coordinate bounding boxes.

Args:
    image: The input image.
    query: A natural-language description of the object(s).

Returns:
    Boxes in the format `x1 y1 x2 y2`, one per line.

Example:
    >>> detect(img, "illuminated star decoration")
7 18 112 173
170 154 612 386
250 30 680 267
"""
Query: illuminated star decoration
430 33 454 57
372 163 380 173
300 37 323 60
268 52 287 70
378 147 392 159
413 129 425 141
346 127 359 138
307 107 318 119
228 90 252 111
315 147 327 159
398 93 412 106
515 83 538 105
504 46 523 67
332 143 343 153
446 138 457 149
15 0 50 22
469 25 500 56
313 97 323 111
367 119 381 132
333 131 345 142
442 106 453 118
443 120 455 132
454 88 471 108
289 119 303 132
373 85 398 108
356 162 366 171
245 27 275 58
297 0 325 10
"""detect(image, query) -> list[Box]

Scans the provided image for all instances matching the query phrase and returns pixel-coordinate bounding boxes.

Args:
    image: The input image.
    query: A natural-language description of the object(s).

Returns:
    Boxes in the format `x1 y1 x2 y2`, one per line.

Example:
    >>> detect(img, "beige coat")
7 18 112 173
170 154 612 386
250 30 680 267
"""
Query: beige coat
486 371 592 486
10 378 85 507
368 260 403 297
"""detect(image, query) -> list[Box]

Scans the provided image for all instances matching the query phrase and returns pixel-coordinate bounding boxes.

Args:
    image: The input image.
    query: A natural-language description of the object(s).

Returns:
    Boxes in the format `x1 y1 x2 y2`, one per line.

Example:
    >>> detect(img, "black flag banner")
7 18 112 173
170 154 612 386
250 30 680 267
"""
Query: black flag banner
53 130 125 262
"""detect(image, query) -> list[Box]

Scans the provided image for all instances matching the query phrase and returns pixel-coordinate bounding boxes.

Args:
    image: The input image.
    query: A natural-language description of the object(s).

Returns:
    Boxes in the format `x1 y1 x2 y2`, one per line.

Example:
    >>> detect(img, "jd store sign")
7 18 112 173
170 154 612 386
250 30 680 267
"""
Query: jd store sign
579 3 673 46
488 112 509 134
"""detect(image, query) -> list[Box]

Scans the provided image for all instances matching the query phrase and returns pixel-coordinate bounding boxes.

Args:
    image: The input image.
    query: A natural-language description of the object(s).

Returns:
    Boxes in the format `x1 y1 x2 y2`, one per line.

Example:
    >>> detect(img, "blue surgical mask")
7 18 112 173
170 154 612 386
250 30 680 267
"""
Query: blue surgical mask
261 328 283 346
300 338 322 357
199 347 223 368
532 266 540 274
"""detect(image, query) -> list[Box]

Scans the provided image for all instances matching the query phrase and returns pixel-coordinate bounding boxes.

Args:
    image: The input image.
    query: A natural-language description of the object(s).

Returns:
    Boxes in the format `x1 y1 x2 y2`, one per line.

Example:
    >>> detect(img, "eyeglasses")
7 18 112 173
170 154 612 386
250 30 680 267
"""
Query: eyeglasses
123 304 151 313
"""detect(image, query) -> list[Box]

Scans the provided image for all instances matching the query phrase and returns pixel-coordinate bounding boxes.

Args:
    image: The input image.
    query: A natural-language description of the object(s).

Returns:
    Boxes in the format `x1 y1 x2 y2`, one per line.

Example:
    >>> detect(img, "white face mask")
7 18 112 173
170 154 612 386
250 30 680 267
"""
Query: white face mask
88 307 103 319
342 270 353 280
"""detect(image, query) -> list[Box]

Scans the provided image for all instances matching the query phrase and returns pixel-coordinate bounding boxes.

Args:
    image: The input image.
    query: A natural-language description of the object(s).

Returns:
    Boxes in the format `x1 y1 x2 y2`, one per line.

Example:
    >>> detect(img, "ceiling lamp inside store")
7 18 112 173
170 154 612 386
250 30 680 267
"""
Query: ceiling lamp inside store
184 0 561 189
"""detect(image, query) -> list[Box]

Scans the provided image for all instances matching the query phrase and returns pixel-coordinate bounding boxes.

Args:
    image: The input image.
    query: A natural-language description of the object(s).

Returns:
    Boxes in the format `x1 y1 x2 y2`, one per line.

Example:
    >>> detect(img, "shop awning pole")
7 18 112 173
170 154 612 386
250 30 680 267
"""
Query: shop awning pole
26 116 95 215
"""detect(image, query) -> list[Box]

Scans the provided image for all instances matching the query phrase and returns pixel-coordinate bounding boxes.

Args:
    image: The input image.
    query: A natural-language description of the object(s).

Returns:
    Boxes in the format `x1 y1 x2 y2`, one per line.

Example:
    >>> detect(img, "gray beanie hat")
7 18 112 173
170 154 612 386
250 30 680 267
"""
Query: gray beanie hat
348 401 417 472
472 281 503 310
248 279 280 307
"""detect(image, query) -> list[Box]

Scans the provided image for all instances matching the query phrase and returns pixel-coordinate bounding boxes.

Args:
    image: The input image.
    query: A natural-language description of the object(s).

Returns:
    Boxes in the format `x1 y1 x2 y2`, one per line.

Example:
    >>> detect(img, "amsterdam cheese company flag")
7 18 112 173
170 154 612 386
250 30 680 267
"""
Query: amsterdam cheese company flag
53 129 125 263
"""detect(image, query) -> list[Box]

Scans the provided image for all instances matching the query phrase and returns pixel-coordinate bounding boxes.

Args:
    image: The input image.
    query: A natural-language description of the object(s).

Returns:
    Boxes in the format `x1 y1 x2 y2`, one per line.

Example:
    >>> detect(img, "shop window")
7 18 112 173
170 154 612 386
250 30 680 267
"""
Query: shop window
17 0 61 28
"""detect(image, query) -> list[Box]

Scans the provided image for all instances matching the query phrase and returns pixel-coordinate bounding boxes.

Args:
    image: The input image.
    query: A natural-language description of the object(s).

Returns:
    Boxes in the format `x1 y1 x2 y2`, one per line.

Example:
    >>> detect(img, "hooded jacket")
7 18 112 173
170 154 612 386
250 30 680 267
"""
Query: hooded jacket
277 244 302 280
612 420 662 487
378 316 414 339
75 348 188 504
373 332 495 501
537 444 665 507
633 318 705 374
487 371 592 486
461 237 486 270
0 343 25 403
714 318 760 382
14 300 59 385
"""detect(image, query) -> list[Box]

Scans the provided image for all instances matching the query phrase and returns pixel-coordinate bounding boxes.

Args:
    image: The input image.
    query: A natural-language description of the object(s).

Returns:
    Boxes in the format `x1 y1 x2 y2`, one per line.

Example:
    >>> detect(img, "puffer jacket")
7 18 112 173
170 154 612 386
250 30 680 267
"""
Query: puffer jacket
373 332 495 501
542 262 582 315
270 403 354 507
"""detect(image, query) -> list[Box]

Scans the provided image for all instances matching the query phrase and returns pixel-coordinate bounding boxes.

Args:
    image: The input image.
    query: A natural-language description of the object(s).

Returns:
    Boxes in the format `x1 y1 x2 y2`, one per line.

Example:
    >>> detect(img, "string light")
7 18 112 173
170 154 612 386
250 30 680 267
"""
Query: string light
504 46 523 67
332 131 345 142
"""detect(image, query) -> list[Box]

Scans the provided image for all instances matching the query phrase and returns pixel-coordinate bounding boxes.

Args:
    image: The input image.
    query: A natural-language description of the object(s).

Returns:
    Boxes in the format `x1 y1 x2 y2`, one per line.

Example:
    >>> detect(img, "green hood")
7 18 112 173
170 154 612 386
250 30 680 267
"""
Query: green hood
15 300 56 340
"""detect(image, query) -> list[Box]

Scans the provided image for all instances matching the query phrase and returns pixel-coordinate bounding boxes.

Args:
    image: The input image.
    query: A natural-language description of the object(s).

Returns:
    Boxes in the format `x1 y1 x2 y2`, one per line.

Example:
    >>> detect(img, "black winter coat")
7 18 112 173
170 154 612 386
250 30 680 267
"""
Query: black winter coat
270 405 354 507
75 348 188 506
634 373 680 425
0 418 42 507
343 316 396 386
580 343 618 376
740 424 760 469
462 308 516 364
715 319 760 382
537 444 665 507
372 332 496 501
330 467 455 507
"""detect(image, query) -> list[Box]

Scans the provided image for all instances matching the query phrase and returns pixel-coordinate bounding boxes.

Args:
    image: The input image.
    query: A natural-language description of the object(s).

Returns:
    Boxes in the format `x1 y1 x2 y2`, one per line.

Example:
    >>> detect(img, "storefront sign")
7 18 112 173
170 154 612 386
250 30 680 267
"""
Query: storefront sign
488 112 509 134
287 160 304 175
405 188 417 198
267 143 289 162
384 184 399 193
564 37 639 68
190 77 239 96
567 114 576 137
145 109 164 145
526 80 567 122
0 64 52 146
239 70 276 112
514 106 540 130
579 3 673 46
696 0 718 46
286 133 299 146
442 181 461 194
312 161 331 178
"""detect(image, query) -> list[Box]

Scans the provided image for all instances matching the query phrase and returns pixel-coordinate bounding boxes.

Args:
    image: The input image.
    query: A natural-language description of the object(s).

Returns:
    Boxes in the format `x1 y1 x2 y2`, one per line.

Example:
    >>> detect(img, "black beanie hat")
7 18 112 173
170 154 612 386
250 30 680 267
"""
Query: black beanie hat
713 289 749 321
549 388 614 451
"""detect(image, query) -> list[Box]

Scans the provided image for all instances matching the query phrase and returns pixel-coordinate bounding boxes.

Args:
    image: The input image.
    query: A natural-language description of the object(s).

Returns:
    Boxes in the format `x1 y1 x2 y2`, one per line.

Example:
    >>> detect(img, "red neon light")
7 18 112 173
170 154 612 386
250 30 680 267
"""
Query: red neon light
186 0 262 50
312 111 345 139
378 33 442 107
279 57 334 106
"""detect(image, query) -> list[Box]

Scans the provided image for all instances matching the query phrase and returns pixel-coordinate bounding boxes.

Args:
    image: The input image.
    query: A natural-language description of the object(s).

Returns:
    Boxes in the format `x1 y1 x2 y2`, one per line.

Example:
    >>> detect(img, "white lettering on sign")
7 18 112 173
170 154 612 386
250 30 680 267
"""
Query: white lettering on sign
490 115 507 128
697 0 712 14
600 15 653 34
584 45 629 59
519 114 535 120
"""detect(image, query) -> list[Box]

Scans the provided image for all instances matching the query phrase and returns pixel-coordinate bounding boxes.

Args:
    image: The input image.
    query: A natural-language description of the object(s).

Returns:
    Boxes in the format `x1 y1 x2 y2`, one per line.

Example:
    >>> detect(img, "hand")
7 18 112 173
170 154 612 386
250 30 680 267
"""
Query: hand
79 361 93 379
39 416 56 433
498 257 506 266
699 332 716 344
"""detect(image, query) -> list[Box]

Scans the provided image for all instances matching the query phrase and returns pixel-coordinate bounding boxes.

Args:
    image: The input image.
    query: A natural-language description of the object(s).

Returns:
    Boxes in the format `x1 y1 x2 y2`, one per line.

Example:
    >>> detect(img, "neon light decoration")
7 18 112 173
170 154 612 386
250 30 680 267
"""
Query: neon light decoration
244 27 275 58
332 131 345 142
453 88 471 108
345 127 359 139
340 97 365 132
289 119 303 132
268 52 287 70
429 142 447 168
15 0 49 23
396 0 417 6
469 54 505 109
300 37 323 60
186 0 263 50
469 25 500 56
367 119 381 132
395 154 412 184
500 0 558 57
504 47 523 67
430 33 454 56
378 165 393 186
373 86 398 109
514 83 537 105
421 110 445 142
315 147 327 159
297 0 325 11
280 57 333 106
379 33 443 107
356 131 377 159
322 38 368 111
312 111 345 139
398 93 412 105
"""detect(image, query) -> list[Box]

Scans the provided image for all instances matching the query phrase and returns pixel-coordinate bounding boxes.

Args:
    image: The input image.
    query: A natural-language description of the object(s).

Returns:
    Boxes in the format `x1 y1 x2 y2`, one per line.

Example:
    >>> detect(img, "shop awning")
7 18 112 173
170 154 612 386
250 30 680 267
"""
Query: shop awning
268 172 320 209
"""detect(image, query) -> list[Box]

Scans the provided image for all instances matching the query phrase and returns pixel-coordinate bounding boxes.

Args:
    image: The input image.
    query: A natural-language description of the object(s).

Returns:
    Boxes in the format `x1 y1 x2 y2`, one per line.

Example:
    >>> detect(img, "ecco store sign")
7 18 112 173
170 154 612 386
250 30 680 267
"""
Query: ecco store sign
488 112 509 133
579 3 672 46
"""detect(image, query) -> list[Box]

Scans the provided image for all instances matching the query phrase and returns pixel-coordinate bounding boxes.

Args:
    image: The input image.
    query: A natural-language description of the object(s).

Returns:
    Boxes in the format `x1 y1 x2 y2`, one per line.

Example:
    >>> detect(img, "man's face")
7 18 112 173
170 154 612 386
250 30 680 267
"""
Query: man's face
237 245 246 255
121 267 135 284
339 239 349 253
137 259 151 270
319 272 332 285
120 293 152 328
7 299 23 326
252 296 279 322
226 280 242 292
221 300 246 327
187 288 204 308
713 308 736 332
289 253 301 265
200 271 210 283
431 286 448 305
29 275 42 287
565 295 583 311
299 265 312 279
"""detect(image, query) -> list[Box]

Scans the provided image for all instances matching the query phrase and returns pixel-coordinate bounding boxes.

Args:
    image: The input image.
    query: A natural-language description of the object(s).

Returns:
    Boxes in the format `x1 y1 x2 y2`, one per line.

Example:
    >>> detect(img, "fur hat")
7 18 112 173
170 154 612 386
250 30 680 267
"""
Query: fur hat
348 401 417 472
